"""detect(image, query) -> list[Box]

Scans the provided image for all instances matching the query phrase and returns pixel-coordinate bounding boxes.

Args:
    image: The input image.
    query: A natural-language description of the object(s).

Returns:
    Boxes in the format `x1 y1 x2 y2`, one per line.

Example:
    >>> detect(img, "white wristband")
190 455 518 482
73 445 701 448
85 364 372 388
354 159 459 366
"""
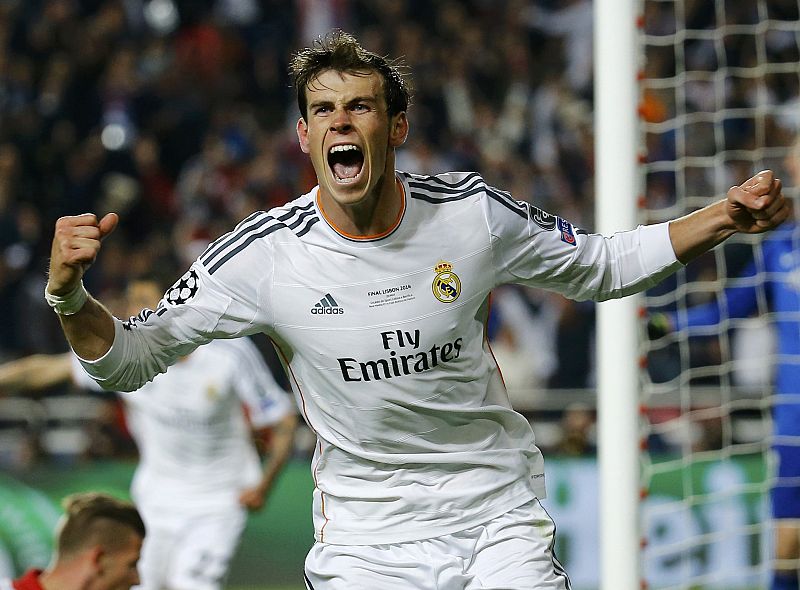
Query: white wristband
45 281 89 316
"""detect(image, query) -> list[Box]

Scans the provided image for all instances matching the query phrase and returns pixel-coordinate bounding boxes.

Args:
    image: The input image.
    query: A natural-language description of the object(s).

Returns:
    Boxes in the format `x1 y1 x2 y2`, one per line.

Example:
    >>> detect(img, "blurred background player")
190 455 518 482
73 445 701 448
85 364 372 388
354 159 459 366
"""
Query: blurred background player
0 277 298 590
649 137 800 590
0 491 144 590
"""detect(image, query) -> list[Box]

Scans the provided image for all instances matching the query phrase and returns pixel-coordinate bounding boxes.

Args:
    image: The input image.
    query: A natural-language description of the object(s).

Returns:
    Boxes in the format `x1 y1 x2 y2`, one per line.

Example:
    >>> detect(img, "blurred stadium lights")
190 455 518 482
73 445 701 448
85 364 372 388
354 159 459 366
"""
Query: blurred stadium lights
144 0 179 35
100 123 128 151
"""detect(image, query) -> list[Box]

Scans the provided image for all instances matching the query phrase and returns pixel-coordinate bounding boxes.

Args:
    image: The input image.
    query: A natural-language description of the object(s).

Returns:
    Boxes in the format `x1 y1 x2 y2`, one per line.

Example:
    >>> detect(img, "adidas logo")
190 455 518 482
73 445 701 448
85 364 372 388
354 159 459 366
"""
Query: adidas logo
311 293 345 315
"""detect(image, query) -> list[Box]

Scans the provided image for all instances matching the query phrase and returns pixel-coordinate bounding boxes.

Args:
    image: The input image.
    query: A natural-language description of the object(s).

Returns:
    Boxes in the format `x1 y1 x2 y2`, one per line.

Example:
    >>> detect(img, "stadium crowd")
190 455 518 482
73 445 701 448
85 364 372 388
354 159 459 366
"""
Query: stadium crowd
0 0 798 466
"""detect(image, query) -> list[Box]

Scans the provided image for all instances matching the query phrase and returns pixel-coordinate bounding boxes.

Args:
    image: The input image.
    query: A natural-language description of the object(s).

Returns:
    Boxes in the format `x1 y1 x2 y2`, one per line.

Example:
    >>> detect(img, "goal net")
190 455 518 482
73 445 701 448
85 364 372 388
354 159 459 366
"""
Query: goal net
637 1 800 588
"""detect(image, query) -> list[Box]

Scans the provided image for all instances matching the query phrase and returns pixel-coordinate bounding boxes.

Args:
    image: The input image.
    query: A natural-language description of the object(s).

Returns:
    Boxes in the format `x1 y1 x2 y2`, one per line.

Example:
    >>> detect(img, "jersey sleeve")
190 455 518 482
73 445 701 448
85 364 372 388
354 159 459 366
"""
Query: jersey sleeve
70 354 106 393
79 253 270 392
229 338 294 428
482 182 683 300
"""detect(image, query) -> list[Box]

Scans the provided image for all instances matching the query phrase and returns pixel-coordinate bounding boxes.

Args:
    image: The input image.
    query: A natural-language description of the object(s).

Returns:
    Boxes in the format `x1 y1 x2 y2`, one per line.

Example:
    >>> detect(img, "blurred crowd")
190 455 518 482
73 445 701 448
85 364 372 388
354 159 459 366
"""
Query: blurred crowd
0 0 798 464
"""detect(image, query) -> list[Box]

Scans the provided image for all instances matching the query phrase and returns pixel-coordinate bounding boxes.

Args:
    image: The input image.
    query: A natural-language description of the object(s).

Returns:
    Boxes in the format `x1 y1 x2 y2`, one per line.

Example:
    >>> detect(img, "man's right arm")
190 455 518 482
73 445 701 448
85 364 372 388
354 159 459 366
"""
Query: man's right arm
46 213 119 360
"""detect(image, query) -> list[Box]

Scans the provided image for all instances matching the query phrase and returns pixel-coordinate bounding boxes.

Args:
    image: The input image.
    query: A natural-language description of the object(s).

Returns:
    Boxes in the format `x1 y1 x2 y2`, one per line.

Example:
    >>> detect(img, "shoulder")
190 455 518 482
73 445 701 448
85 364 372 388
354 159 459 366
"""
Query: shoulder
400 170 486 204
196 191 320 275
9 570 44 590
265 191 319 232
400 170 530 220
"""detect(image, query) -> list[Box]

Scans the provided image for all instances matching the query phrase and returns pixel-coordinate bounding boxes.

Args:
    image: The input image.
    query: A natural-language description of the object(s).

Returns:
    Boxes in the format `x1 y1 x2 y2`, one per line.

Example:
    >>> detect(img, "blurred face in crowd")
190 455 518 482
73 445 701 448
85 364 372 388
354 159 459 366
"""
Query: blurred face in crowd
296 69 408 215
92 530 142 590
125 280 163 317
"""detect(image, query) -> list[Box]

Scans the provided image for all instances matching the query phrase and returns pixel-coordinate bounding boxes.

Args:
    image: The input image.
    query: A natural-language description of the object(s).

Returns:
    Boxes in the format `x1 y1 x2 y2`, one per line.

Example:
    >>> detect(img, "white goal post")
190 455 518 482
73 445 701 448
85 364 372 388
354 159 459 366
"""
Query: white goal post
594 1 641 589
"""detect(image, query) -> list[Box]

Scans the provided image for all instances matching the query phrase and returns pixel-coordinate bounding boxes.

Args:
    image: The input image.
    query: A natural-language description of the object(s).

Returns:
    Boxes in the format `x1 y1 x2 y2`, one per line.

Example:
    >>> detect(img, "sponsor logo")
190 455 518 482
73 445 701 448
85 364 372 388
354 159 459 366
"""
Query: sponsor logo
557 217 576 246
311 293 345 315
432 261 461 303
337 329 463 382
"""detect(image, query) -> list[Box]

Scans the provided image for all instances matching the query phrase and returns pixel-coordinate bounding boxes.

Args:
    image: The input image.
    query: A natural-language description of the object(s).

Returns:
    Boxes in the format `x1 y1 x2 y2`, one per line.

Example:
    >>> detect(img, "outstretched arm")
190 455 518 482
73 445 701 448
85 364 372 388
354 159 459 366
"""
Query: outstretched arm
669 170 790 264
46 213 119 360
239 413 298 511
0 353 73 393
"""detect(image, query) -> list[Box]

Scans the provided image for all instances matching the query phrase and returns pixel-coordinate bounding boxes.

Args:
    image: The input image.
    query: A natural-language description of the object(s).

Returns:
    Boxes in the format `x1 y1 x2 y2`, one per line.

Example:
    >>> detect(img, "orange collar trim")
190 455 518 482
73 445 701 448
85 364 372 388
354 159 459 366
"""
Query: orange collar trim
316 178 406 241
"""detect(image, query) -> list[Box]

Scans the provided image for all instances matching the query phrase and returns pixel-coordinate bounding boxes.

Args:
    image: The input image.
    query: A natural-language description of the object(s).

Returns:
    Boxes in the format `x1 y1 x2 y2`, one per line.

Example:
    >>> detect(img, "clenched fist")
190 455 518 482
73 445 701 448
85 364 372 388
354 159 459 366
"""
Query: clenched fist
47 213 118 295
726 170 791 234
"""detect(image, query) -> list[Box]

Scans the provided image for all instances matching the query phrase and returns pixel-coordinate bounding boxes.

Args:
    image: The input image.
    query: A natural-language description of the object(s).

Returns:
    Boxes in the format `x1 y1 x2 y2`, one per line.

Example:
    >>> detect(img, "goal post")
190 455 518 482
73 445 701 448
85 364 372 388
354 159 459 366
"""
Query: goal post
594 1 641 589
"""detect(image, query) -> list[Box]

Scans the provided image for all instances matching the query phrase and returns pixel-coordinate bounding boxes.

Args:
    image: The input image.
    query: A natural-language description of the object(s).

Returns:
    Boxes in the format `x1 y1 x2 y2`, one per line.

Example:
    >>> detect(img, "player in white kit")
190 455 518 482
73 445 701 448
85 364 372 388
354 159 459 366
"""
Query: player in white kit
0 279 297 590
43 32 790 589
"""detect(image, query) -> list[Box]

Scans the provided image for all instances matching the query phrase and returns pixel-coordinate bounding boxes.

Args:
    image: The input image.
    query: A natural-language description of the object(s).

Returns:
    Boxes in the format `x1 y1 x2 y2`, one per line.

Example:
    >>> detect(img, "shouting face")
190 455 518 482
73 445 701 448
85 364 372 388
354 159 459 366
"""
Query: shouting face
296 69 408 228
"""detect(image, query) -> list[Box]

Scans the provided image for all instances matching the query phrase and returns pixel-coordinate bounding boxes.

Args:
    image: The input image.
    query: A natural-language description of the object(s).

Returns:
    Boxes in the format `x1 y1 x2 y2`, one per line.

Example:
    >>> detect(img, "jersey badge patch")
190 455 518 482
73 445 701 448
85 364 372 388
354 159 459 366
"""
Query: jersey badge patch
432 261 461 303
528 204 557 231
557 218 576 246
166 270 200 306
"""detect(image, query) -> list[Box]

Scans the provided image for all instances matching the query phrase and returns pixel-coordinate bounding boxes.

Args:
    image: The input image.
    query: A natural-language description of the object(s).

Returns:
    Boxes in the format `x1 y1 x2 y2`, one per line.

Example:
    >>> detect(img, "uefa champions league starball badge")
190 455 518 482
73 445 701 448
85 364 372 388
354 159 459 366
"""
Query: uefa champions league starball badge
166 270 200 306
432 261 461 303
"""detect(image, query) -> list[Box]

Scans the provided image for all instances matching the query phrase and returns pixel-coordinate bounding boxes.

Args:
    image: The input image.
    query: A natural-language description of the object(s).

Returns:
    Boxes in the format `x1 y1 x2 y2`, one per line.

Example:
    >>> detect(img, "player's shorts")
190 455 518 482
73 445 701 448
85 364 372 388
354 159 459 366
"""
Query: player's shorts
134 505 247 590
772 444 800 519
303 498 571 590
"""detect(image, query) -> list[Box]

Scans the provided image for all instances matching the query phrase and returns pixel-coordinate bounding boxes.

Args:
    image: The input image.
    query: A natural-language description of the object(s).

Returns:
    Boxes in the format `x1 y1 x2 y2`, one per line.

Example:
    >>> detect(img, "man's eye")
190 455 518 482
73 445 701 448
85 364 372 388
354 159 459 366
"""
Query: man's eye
352 104 368 111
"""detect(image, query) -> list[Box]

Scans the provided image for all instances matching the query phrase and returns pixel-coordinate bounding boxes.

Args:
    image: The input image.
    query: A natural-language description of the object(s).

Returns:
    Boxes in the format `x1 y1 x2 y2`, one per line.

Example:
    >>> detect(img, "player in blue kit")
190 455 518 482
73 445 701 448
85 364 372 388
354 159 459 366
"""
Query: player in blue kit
650 138 799 590
43 31 790 589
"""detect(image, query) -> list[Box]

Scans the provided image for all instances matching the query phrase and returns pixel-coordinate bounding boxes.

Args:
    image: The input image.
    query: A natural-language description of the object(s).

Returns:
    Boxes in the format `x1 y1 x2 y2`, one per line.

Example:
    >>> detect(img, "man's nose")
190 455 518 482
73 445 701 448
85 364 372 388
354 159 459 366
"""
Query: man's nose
330 108 352 132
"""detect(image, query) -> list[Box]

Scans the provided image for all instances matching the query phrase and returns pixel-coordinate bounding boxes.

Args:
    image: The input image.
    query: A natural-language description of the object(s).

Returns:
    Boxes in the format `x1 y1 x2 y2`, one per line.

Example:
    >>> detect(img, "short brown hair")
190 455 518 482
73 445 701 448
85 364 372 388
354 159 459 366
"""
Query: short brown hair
56 492 145 558
289 30 412 121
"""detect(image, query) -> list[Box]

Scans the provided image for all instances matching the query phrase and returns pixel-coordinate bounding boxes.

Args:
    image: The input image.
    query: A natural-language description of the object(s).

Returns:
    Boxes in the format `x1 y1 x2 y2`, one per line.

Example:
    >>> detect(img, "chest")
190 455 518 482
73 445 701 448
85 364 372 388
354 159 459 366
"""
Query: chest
270 215 494 331
266 205 496 365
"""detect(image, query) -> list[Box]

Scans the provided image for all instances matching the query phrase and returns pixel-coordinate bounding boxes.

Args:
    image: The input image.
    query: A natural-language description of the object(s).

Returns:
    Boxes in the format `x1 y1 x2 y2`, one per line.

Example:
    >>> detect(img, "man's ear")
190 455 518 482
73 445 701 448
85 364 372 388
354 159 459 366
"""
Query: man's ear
389 112 409 148
85 545 105 576
296 118 310 154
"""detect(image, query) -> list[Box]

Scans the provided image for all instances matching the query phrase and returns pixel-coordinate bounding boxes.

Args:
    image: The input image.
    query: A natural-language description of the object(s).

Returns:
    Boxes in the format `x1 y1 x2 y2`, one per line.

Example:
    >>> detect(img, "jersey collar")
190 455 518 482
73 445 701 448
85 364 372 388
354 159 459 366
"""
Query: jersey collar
315 176 406 242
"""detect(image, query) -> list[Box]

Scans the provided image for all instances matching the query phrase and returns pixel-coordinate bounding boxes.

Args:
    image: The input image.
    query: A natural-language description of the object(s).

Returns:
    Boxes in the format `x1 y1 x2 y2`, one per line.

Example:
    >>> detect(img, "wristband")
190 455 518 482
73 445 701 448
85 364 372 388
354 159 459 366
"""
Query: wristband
44 281 89 316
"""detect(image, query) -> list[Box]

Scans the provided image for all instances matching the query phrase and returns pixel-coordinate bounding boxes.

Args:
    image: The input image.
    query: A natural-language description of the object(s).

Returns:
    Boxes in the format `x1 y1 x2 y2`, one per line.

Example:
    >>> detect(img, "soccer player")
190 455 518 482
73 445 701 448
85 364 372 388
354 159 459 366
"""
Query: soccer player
0 492 144 590
0 278 298 590
649 137 799 590
43 31 790 588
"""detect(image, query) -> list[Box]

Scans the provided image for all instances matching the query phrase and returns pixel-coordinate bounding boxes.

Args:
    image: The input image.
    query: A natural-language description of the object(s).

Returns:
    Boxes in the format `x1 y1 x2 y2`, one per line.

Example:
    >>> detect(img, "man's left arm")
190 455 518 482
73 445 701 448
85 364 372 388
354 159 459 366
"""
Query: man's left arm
668 170 791 264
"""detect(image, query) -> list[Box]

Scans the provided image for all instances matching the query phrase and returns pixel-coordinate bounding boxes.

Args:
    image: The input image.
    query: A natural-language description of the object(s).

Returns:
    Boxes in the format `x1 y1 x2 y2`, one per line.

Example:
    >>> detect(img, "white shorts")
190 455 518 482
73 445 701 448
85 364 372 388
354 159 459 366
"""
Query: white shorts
134 506 247 590
303 499 571 590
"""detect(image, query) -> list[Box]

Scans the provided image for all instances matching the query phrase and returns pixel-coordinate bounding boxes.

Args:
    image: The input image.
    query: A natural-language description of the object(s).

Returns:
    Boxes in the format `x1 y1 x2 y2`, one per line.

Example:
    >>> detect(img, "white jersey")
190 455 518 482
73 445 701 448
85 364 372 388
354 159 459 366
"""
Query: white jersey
73 338 293 513
80 171 681 544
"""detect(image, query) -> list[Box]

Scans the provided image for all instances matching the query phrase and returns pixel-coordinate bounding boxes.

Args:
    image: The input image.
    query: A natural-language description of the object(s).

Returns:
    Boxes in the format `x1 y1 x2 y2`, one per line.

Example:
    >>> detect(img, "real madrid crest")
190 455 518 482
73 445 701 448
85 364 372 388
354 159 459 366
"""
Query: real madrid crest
432 261 461 303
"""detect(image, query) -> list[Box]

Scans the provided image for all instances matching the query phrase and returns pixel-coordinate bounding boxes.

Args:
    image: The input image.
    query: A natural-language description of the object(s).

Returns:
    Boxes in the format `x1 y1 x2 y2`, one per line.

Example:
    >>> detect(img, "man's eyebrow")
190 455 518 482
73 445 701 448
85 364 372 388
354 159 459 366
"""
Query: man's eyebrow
308 96 380 110
347 96 378 104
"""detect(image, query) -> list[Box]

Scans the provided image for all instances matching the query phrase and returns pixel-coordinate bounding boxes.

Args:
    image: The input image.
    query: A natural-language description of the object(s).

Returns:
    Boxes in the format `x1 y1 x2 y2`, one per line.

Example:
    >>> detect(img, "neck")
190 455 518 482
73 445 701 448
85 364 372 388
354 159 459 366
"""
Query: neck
39 564 92 590
319 173 403 239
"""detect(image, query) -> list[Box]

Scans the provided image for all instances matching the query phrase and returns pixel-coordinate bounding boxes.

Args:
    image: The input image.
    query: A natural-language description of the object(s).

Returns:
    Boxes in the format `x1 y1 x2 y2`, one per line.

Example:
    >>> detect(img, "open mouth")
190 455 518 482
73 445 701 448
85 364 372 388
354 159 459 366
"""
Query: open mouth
328 144 364 184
